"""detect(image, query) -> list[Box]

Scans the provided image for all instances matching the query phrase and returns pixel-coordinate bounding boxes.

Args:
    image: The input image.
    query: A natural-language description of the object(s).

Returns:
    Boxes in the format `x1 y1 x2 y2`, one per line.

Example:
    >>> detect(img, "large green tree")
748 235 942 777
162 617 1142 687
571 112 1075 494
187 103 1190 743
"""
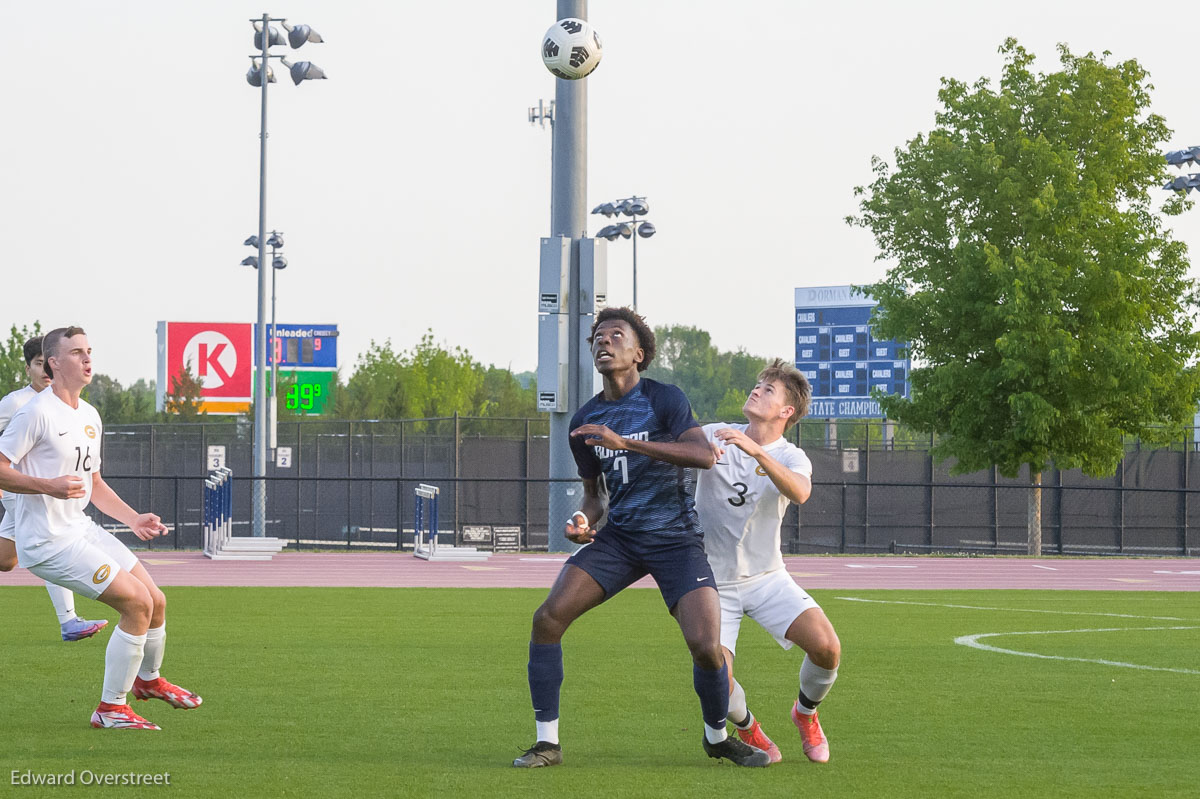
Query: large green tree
338 331 535 423
85 375 158 424
645 325 768 420
850 40 1200 553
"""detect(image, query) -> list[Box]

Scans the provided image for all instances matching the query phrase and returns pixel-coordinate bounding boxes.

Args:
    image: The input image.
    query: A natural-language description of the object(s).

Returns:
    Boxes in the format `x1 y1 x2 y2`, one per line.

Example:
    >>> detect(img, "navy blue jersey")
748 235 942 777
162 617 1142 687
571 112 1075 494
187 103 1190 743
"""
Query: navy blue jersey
569 378 701 539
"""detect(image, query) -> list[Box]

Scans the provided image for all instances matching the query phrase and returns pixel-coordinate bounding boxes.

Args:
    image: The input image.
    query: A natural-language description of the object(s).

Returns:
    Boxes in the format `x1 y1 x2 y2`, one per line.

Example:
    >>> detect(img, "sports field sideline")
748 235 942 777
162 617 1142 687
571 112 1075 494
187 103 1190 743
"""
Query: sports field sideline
4 551 1197 589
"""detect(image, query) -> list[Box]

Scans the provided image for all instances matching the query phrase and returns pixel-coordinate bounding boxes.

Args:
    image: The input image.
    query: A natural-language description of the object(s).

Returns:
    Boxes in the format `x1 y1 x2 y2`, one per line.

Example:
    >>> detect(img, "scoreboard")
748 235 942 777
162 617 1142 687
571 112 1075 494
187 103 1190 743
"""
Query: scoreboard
794 285 910 419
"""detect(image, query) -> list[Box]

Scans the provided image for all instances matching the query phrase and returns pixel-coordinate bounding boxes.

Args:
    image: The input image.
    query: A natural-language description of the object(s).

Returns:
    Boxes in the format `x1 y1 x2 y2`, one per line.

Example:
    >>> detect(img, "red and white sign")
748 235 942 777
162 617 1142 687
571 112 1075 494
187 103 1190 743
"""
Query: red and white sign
158 322 252 414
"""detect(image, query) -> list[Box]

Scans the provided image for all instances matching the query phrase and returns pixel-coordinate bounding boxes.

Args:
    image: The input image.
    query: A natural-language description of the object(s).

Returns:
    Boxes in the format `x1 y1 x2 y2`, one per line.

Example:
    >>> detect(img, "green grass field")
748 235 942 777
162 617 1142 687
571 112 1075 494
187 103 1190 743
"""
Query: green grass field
2 586 1197 798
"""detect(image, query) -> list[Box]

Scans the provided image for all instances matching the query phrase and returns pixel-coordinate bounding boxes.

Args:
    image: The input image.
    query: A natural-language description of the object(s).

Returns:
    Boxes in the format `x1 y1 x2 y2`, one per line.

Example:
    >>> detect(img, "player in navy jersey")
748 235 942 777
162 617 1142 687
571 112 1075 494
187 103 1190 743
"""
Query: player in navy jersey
514 307 770 769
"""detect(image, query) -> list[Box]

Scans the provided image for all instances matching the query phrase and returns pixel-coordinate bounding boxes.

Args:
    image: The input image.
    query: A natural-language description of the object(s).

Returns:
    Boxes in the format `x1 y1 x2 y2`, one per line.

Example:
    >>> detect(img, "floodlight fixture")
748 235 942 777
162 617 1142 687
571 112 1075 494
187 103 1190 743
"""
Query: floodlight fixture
288 61 327 85
282 22 324 49
246 60 275 87
636 221 656 238
253 24 286 50
244 235 260 247
266 233 284 248
241 255 260 267
272 256 288 269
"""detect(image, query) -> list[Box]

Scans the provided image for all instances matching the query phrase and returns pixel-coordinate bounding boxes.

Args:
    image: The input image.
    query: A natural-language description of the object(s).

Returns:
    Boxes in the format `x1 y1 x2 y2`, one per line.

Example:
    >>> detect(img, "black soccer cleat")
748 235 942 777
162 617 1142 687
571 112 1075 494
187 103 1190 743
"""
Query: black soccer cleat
702 735 771 767
512 741 563 768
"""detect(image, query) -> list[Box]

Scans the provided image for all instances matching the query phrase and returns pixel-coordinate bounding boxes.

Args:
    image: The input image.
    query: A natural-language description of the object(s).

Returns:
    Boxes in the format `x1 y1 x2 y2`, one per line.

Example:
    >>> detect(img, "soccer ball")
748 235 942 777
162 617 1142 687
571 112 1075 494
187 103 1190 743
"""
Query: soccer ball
541 18 603 80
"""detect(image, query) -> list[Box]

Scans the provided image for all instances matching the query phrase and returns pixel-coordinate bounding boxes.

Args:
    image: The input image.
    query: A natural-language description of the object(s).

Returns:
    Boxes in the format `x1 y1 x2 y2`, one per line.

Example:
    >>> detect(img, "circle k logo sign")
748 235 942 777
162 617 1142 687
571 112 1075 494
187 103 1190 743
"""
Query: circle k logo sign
182 331 239 389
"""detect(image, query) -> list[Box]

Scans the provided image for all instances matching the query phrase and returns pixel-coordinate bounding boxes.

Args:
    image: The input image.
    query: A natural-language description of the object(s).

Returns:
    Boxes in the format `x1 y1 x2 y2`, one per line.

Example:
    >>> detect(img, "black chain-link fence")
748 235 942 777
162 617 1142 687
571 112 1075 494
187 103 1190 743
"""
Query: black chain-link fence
6 416 1196 556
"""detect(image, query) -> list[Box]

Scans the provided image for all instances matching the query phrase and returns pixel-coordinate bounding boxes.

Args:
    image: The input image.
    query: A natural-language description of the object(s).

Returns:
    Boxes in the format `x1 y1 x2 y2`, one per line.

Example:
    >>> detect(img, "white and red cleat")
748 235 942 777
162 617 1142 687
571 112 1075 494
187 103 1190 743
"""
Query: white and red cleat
132 676 203 709
90 702 160 730
735 719 782 764
791 702 830 763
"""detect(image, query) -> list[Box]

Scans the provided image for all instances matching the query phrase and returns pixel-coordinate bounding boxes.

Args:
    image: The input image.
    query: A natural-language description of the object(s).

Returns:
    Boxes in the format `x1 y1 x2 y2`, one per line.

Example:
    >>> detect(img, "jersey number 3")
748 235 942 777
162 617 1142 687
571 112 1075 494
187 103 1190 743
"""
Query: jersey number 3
728 481 748 507
74 446 94 472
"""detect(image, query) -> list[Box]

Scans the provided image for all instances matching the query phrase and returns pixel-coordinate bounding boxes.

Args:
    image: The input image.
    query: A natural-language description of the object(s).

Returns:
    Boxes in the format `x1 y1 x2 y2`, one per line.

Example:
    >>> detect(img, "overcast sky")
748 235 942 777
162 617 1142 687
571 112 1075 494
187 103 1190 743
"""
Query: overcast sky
1 1 1197 386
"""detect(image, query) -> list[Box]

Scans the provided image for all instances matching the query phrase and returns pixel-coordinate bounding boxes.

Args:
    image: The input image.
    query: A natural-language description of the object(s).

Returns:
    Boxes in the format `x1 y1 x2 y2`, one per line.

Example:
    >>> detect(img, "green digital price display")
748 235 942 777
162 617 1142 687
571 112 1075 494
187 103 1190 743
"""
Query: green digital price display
280 371 335 415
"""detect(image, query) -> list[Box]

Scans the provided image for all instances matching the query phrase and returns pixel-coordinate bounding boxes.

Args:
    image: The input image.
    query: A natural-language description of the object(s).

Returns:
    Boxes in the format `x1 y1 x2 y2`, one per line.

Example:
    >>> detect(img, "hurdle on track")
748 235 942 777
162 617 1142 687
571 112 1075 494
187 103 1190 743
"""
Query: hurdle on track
203 467 233 558
413 483 440 558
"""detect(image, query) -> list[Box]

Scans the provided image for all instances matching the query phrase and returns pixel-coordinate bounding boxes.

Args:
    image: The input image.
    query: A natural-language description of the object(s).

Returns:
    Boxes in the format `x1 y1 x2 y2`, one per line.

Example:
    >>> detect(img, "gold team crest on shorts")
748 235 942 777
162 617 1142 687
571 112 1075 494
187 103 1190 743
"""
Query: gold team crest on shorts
92 564 111 584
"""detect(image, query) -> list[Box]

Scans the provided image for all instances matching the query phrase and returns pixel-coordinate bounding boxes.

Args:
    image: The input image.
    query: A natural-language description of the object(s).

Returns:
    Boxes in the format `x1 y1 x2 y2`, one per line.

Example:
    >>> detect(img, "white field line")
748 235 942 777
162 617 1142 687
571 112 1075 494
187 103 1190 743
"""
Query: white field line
1031 565 1058 571
835 596 1190 622
954 627 1200 675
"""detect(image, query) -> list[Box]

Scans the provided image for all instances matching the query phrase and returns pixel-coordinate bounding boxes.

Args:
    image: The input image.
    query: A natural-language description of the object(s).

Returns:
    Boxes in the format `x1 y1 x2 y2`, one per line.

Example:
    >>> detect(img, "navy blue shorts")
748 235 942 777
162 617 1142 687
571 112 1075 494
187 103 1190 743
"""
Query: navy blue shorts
566 529 716 610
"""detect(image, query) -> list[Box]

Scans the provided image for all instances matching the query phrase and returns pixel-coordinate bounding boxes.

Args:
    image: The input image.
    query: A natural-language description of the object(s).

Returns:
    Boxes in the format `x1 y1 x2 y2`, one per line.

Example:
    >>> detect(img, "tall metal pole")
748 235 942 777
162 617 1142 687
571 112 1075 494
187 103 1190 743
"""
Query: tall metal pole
252 12 271 537
631 211 638 312
547 0 588 553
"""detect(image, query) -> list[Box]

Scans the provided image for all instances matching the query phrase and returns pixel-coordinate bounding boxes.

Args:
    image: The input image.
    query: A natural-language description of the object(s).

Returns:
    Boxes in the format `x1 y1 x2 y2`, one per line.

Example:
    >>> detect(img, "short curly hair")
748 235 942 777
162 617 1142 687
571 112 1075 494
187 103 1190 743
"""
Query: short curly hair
588 307 656 372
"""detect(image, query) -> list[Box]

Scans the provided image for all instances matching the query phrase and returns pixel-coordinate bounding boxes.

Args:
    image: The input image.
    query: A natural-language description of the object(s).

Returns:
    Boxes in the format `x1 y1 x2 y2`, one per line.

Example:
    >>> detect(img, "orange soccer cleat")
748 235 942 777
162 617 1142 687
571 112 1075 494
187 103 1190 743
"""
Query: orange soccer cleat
131 676 203 710
90 702 160 730
736 719 782 764
791 702 830 763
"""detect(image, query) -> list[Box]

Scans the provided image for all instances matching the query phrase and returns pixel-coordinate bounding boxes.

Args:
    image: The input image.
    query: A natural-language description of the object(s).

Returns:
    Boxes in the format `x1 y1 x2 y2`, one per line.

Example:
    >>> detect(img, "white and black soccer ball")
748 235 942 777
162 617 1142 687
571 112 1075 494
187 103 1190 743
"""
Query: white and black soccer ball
541 18 603 80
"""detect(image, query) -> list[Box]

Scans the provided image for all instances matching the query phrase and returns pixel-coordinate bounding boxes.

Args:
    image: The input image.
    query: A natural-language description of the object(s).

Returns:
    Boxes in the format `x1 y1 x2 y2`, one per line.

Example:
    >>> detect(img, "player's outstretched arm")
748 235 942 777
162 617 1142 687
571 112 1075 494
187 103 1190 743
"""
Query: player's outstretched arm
89 472 169 541
0 453 84 499
571 424 716 469
715 428 811 504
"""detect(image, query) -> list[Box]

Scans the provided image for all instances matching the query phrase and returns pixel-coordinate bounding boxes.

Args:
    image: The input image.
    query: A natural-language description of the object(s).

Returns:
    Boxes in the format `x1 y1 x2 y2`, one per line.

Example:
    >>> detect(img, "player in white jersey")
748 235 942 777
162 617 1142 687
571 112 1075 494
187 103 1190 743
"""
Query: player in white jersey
0 327 202 731
0 335 109 641
695 358 841 764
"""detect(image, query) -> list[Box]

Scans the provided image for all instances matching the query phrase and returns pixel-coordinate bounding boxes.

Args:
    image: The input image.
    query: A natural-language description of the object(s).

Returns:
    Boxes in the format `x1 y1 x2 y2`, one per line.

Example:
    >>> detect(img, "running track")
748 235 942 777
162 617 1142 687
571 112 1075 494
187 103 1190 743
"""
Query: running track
4 552 1198 590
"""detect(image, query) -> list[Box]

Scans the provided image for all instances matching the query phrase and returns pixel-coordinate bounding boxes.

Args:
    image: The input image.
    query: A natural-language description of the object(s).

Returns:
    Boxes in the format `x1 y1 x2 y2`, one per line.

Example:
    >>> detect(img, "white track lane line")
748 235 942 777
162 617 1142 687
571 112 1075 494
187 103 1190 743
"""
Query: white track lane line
954 627 1200 674
1031 565 1057 571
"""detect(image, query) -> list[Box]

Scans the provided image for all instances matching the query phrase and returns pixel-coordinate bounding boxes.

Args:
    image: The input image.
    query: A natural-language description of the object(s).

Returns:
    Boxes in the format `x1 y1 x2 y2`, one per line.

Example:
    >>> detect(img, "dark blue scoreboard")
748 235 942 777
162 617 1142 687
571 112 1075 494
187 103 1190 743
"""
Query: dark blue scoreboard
794 286 910 418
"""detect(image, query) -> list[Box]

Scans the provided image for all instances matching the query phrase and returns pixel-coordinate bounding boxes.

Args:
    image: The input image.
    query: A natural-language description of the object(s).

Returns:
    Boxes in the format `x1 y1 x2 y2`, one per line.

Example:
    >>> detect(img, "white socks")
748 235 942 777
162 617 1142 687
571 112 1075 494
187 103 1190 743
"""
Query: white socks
728 680 752 728
704 724 728 744
138 625 166 681
797 656 838 714
102 626 146 705
535 719 559 745
45 582 76 624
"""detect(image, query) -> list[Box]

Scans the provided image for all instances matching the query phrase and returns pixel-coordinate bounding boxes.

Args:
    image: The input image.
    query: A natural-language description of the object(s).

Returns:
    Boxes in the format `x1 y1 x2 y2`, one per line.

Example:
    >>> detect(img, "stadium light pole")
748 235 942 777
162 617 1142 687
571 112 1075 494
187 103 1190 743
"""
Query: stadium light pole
243 231 288 451
592 196 655 311
246 13 325 538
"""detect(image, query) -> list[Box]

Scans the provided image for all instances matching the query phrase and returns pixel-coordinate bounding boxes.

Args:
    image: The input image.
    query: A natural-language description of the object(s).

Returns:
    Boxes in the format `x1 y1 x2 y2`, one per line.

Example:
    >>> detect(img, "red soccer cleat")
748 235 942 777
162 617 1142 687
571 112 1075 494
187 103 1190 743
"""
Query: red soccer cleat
90 702 160 730
736 719 782 764
791 702 830 763
131 676 203 709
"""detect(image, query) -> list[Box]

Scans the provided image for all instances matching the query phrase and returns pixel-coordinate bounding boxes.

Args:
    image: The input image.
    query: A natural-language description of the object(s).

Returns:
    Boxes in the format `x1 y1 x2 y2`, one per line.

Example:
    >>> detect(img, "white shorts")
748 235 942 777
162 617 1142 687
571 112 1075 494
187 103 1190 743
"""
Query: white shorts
26 522 138 600
0 500 14 541
718 568 821 655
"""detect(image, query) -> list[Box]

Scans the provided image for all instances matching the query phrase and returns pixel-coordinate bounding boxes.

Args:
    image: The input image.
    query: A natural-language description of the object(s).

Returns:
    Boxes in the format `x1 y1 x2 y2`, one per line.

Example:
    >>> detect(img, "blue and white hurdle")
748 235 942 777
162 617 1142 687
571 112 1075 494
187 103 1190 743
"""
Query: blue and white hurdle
203 467 233 558
413 482 490 562
203 466 286 561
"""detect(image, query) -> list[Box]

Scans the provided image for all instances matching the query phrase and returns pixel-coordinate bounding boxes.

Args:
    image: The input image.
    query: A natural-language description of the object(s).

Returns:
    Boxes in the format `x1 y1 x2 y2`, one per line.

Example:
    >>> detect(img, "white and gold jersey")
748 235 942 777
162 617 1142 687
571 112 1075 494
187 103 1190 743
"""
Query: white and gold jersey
0 389 103 566
0 385 38 515
695 422 812 585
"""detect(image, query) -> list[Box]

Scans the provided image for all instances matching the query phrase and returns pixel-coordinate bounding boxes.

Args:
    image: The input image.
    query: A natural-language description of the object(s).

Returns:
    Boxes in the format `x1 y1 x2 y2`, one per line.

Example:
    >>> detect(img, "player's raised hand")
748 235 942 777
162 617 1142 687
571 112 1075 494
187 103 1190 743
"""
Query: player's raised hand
714 427 765 459
130 512 169 541
47 475 86 499
565 511 594 545
570 423 625 451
